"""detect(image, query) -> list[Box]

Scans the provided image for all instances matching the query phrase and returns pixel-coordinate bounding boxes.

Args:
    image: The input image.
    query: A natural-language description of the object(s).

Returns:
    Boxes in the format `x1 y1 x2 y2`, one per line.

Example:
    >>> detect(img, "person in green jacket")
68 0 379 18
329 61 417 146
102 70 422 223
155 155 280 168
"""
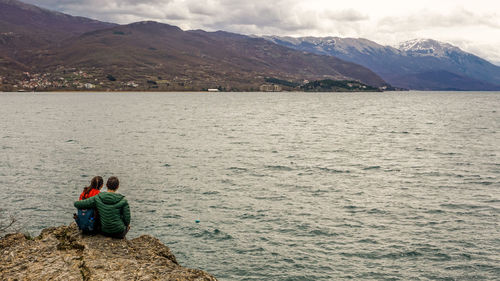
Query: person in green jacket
74 176 130 238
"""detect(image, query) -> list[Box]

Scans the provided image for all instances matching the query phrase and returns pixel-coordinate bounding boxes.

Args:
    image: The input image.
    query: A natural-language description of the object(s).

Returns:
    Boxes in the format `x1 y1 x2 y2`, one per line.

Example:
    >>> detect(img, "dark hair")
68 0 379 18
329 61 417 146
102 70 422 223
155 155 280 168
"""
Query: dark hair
106 176 120 190
83 176 103 196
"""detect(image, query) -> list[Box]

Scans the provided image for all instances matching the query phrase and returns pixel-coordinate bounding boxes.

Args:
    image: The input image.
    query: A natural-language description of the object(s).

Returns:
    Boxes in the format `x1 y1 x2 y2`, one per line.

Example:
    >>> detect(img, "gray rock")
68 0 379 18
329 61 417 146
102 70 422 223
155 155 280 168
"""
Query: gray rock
0 224 218 281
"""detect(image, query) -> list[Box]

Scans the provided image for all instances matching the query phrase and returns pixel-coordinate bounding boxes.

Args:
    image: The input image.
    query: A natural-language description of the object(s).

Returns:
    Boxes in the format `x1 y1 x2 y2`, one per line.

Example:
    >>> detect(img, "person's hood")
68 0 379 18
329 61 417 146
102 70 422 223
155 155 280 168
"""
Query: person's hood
98 192 125 205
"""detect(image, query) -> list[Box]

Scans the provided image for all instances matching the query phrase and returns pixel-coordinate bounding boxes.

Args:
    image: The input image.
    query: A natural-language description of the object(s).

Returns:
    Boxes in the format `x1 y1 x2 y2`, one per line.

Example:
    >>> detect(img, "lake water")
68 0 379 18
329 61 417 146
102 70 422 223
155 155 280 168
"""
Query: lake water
0 91 499 280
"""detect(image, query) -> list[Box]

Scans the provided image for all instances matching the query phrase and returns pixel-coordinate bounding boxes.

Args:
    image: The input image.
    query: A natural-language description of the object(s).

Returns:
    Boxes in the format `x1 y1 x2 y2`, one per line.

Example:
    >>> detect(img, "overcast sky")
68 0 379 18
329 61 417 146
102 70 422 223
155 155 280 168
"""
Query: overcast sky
25 0 500 64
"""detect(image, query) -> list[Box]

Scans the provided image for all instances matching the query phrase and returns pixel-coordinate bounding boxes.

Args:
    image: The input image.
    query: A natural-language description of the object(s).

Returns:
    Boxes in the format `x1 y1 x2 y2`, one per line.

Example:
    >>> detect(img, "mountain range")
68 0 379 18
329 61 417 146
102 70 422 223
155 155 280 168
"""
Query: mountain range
0 0 499 91
0 0 387 91
263 36 500 91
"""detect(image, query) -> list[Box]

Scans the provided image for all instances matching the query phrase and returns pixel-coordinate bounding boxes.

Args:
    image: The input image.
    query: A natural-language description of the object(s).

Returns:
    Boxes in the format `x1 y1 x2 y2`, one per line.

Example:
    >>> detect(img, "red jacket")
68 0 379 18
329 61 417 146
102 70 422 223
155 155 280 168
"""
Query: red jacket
79 188 100 200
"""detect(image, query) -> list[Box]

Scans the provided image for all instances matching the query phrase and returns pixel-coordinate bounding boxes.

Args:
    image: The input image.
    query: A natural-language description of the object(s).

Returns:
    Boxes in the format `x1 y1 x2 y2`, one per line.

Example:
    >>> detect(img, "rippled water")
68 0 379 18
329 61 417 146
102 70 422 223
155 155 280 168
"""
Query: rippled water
0 91 499 280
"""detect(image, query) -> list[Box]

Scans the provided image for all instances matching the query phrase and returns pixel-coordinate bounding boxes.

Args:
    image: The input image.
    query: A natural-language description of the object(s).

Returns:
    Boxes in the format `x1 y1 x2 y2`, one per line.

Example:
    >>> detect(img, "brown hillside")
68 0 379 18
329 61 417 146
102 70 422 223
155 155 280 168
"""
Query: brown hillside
34 21 388 90
0 0 115 64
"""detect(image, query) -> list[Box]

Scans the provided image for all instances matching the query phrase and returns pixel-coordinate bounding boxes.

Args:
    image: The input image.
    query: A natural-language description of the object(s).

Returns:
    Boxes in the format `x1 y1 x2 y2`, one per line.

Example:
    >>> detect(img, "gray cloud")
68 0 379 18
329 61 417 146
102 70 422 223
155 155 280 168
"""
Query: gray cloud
24 0 367 31
322 9 368 22
377 8 500 32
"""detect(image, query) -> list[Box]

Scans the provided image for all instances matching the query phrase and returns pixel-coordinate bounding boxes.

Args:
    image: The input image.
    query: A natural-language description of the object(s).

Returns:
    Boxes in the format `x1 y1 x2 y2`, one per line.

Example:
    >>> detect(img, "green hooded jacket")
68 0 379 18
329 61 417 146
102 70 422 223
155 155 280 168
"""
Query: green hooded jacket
74 192 130 234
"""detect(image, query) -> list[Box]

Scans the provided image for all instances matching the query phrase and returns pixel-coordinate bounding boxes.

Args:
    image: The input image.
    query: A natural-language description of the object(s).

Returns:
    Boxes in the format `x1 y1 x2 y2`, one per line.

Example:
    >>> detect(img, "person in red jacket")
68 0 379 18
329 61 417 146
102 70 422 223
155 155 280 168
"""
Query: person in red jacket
79 176 103 200
74 176 104 233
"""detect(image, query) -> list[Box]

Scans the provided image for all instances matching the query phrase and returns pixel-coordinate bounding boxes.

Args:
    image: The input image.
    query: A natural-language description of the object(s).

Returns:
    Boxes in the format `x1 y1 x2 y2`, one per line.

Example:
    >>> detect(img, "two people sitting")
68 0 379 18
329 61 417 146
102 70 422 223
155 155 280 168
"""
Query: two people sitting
74 176 130 239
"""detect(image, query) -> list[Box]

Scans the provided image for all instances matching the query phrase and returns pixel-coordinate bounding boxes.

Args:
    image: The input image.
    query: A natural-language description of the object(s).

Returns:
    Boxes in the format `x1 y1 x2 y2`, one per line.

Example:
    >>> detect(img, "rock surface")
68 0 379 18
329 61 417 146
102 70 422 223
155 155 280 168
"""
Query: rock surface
0 224 217 281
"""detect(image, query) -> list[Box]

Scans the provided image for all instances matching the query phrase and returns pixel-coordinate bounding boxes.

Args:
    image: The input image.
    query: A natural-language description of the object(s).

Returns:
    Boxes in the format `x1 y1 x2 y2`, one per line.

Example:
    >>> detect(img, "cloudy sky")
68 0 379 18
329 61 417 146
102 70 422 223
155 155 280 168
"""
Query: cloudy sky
25 0 500 64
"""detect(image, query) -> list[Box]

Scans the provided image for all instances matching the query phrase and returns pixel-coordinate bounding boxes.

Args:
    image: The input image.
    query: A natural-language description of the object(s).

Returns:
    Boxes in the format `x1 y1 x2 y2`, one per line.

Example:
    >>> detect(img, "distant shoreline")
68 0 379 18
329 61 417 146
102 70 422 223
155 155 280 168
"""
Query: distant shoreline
3 90 500 94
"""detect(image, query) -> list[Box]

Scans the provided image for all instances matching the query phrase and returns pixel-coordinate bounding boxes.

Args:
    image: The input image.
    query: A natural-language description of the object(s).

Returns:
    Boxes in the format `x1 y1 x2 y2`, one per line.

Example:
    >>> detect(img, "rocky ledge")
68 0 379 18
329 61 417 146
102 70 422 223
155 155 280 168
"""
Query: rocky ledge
0 224 217 281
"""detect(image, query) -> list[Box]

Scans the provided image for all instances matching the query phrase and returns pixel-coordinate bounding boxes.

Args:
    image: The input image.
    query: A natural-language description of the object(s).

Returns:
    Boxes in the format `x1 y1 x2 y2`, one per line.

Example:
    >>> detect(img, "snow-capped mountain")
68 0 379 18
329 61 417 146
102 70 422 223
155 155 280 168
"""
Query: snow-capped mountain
263 36 500 90
397 39 461 57
264 35 401 56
